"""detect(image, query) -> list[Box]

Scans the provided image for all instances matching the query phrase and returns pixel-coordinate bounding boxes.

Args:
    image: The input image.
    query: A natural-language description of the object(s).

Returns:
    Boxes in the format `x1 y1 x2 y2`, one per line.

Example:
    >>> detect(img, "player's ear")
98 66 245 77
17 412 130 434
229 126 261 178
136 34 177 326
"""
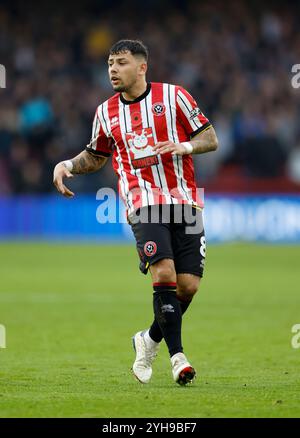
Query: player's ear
139 61 147 76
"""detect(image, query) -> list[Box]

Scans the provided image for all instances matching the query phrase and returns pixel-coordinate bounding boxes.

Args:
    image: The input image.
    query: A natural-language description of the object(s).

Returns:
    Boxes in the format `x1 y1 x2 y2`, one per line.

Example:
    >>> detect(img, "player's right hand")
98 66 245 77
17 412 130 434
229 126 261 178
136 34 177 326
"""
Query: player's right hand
53 163 75 198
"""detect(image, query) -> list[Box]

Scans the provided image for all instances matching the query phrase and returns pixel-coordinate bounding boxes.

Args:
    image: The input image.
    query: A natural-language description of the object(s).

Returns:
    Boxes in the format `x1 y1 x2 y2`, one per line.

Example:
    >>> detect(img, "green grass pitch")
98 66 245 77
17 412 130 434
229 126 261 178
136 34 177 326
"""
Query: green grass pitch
0 242 299 418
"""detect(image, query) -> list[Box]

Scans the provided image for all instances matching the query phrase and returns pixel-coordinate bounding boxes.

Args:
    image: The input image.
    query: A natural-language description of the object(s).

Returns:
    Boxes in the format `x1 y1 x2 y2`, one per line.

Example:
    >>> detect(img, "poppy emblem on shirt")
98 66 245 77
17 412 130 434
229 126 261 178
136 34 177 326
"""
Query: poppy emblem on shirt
152 102 166 116
144 241 157 257
131 112 142 127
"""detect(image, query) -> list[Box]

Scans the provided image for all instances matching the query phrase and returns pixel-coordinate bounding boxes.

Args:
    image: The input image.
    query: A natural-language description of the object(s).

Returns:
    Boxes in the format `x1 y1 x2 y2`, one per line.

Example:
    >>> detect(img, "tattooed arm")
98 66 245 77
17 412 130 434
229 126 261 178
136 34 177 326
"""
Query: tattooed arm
153 126 219 156
53 150 108 198
188 126 219 154
70 150 108 174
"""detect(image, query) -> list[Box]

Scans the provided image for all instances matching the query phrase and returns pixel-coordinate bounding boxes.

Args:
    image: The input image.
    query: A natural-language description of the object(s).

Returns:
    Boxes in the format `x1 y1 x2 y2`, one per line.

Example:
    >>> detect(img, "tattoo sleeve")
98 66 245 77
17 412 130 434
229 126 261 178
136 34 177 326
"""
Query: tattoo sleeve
190 126 219 154
70 150 108 174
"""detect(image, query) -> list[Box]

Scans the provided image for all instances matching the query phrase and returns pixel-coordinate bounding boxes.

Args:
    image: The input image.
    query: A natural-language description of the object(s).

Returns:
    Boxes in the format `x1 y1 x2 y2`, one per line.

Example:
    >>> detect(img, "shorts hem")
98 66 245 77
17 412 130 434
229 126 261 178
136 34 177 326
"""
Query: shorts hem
140 255 174 275
148 255 174 266
176 270 203 278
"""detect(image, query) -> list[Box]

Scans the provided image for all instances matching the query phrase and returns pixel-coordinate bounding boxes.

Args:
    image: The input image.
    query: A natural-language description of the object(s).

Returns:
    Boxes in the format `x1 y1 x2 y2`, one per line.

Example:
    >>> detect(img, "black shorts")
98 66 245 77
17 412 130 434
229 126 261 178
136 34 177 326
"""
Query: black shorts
129 204 206 277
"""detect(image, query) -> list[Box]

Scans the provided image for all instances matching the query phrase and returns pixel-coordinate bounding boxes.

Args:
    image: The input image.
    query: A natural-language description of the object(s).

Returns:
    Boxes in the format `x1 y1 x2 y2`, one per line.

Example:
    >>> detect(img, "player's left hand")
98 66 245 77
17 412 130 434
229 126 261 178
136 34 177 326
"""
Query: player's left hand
153 141 186 156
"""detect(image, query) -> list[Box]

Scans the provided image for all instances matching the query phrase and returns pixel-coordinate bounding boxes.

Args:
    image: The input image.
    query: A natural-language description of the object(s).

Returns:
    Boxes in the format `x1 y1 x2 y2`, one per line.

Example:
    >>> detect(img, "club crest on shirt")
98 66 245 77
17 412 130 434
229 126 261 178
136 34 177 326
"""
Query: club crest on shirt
152 102 166 116
144 241 157 257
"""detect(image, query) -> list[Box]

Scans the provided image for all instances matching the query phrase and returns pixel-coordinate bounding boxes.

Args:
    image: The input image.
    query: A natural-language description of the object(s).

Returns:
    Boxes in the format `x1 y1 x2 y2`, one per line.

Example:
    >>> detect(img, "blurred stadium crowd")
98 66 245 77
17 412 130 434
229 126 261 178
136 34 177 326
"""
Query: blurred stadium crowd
0 0 300 194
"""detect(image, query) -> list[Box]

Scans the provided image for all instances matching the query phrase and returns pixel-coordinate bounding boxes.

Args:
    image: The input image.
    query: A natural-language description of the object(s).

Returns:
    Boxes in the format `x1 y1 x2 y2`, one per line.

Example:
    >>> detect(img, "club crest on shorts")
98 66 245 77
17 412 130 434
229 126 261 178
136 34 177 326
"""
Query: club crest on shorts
144 241 157 257
152 102 166 116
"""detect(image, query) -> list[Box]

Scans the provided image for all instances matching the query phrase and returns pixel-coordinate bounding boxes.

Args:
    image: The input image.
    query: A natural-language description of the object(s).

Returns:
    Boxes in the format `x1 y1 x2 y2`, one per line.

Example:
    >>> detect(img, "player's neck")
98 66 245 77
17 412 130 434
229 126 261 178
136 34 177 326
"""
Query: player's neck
121 80 148 102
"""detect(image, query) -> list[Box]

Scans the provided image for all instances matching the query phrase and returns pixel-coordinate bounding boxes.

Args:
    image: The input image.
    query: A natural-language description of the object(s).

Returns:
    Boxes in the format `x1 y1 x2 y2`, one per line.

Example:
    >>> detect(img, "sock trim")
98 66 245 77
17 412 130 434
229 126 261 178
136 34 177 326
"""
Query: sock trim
153 282 177 288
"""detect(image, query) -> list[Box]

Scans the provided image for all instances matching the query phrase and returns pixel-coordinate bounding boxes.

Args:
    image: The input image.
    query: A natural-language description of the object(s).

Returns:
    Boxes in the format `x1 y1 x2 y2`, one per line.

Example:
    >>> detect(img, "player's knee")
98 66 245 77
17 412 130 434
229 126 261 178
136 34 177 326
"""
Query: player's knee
177 279 200 300
151 259 176 283
155 267 176 283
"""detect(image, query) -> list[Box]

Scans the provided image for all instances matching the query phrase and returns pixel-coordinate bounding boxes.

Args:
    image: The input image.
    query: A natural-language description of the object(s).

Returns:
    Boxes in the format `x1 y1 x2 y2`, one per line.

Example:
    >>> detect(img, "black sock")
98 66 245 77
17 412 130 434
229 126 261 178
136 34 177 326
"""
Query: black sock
152 282 183 357
177 295 193 314
149 295 192 344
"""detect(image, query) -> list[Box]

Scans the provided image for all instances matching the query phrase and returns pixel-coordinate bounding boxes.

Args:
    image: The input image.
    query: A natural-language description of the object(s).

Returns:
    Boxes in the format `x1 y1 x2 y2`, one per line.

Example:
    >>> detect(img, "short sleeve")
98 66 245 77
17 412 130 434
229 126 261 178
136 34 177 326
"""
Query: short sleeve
85 108 113 157
176 86 211 138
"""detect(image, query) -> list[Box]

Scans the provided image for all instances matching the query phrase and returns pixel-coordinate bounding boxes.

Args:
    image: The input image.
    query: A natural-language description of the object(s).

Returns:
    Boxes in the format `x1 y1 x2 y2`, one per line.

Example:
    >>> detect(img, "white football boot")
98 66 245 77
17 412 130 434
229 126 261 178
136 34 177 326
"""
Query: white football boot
132 330 160 384
171 352 196 385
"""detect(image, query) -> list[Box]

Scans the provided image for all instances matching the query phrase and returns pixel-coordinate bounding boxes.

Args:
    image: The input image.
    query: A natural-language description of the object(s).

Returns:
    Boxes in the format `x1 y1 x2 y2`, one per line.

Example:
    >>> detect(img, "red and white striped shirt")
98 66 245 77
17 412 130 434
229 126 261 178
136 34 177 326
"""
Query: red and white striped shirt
86 82 211 215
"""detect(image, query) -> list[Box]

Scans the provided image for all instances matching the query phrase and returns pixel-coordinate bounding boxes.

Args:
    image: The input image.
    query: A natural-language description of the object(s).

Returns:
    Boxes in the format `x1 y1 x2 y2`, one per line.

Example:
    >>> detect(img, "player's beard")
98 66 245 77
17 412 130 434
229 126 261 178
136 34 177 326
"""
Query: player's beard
112 76 137 93
112 83 126 92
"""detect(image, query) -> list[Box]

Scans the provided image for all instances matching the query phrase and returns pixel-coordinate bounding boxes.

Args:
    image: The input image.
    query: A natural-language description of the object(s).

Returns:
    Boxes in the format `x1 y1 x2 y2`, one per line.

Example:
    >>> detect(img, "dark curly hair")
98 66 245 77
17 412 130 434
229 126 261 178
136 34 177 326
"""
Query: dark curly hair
109 39 148 61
